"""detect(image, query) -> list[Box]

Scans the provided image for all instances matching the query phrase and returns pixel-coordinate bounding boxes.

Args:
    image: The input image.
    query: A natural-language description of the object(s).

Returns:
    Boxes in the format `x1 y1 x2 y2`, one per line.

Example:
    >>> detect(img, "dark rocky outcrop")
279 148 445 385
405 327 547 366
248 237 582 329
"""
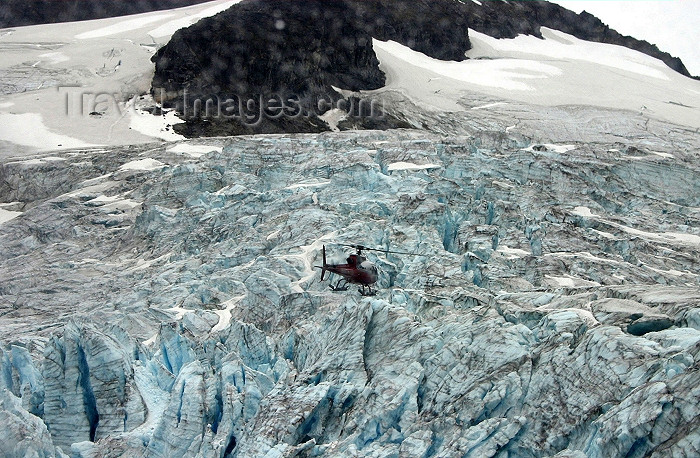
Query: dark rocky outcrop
0 0 211 28
344 0 472 62
151 0 389 135
151 0 473 136
152 0 386 104
152 0 473 100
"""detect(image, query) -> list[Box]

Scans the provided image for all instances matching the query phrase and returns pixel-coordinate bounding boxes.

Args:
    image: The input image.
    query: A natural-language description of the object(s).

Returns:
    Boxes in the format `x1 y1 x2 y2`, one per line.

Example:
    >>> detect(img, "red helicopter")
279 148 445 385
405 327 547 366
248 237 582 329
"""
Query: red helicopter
315 244 423 296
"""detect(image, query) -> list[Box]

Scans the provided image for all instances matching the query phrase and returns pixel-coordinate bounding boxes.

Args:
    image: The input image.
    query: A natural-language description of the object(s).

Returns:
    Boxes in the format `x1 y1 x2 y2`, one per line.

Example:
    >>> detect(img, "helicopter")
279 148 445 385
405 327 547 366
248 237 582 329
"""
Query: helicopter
314 244 424 296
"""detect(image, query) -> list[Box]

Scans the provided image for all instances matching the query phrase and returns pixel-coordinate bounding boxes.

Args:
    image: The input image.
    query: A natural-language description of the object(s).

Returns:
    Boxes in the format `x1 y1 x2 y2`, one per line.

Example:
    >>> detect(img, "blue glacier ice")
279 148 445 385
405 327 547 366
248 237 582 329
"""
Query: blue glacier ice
0 124 699 456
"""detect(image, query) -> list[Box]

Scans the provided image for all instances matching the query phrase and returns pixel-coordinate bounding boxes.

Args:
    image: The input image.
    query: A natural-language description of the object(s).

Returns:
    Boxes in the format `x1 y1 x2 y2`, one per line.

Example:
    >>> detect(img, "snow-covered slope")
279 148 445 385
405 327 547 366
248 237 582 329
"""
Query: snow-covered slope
0 0 240 156
371 28 700 129
1 0 699 156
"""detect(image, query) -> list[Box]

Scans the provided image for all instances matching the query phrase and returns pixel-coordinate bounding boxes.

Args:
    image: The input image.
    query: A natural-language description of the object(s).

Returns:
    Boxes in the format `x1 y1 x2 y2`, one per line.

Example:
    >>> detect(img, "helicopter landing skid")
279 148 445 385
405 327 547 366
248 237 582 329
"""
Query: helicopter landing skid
330 280 349 292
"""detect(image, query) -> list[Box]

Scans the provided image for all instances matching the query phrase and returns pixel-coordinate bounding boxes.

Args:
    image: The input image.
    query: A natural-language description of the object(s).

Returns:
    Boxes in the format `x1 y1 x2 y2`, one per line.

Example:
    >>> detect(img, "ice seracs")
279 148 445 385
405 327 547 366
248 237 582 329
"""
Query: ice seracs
166 143 224 158
386 161 441 172
1 127 698 456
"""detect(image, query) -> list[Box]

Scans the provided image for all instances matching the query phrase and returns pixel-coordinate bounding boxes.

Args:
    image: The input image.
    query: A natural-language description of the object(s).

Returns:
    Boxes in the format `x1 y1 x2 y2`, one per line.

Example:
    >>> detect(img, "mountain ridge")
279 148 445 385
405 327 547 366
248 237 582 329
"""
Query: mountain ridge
150 0 694 137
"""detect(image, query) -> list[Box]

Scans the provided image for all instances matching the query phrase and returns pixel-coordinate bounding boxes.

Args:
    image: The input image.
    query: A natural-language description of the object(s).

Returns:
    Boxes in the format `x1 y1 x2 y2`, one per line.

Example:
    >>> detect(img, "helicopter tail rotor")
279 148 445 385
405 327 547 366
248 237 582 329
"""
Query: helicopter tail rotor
314 245 329 281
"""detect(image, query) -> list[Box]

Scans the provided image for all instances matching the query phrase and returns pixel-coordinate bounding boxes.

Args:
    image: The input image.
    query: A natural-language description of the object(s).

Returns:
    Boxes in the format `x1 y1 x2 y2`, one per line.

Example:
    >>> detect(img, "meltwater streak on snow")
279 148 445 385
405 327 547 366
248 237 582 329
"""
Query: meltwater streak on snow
374 39 562 91
0 113 95 151
469 28 671 81
148 0 243 38
75 14 175 39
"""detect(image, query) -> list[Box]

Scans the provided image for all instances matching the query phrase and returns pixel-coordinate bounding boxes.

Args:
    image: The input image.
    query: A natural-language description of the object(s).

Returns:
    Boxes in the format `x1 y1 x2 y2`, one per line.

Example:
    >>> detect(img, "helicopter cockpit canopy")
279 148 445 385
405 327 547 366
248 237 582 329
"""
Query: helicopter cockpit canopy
359 260 378 275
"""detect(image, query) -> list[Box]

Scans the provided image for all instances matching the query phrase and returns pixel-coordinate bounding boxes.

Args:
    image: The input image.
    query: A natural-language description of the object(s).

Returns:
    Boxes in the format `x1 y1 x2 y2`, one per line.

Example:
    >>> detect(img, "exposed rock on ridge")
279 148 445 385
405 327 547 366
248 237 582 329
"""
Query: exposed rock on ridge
153 0 386 99
457 0 690 77
151 0 391 135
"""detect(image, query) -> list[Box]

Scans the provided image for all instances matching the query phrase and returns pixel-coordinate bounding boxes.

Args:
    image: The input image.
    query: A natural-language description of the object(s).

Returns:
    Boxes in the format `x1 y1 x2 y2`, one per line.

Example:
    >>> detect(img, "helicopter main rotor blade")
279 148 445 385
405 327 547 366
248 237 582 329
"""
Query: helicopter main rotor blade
377 248 429 256
338 243 428 257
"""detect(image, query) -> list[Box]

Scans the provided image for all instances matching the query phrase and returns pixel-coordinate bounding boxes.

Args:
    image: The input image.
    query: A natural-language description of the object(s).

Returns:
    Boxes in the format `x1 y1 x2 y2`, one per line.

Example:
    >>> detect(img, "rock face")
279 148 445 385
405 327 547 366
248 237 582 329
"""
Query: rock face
0 110 699 455
153 0 387 98
343 0 472 62
151 0 407 135
0 0 212 28
151 0 474 104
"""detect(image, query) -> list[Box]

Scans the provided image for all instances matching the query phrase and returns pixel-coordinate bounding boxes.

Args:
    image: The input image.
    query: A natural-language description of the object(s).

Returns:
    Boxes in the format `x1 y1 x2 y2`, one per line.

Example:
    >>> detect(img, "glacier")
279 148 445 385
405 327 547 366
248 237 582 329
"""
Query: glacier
1 0 699 455
1 117 699 456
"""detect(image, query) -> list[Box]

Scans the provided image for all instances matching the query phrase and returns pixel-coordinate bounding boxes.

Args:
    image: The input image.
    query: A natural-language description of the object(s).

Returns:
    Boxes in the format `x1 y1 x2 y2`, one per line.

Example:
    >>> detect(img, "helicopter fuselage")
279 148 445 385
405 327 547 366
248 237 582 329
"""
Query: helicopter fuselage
324 257 378 286
315 247 379 294
314 243 424 295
